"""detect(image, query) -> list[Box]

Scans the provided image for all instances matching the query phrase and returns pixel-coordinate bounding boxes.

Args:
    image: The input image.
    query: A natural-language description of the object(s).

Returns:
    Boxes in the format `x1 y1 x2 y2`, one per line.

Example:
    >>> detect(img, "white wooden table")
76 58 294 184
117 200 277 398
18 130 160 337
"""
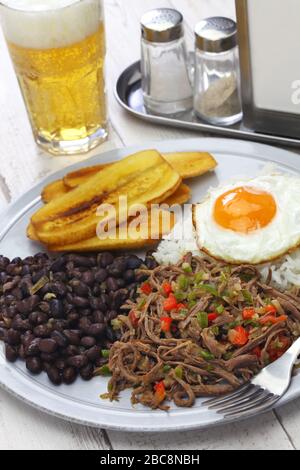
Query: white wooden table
0 0 299 451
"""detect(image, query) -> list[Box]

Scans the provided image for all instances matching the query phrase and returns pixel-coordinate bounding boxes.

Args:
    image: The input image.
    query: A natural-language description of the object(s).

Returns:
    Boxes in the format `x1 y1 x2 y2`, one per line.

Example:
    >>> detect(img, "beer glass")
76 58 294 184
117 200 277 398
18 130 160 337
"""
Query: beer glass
0 0 108 155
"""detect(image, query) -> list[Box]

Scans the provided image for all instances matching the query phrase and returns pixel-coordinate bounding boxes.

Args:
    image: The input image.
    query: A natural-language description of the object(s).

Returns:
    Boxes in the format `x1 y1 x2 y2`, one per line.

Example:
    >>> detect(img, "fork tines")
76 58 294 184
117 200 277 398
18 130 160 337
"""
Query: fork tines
203 384 280 418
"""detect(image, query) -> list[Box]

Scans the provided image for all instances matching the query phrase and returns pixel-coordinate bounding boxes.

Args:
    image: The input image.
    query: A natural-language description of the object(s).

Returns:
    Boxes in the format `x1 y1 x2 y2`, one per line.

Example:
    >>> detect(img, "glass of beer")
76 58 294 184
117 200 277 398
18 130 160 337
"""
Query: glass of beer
0 0 108 155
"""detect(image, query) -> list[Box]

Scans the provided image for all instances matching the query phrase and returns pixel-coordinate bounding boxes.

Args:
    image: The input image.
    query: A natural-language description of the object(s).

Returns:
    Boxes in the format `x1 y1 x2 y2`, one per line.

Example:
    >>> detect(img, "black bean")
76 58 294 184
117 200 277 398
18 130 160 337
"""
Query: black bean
106 327 117 342
63 330 81 346
51 331 68 348
0 327 6 341
81 271 95 286
50 282 68 298
22 332 36 347
80 336 96 348
11 287 23 300
39 301 50 313
70 280 89 297
69 255 94 268
6 329 21 345
86 323 105 338
0 256 10 268
126 255 142 270
72 296 89 308
93 310 105 324
6 264 22 275
55 358 67 371
12 317 31 331
78 317 91 332
106 311 118 322
3 298 13 309
135 271 149 283
89 297 103 310
77 309 90 317
106 277 119 292
53 320 68 332
80 363 94 381
18 344 26 359
123 269 135 283
67 312 80 324
107 262 125 278
49 299 64 319
98 252 114 268
67 355 88 369
92 285 100 296
46 366 62 385
63 367 77 385
116 278 126 289
25 338 41 356
16 295 40 314
94 269 107 283
26 357 42 375
5 344 17 362
145 256 158 270
39 339 58 354
50 256 66 272
94 357 108 368
41 352 59 363
33 324 52 337
65 345 81 357
85 345 101 362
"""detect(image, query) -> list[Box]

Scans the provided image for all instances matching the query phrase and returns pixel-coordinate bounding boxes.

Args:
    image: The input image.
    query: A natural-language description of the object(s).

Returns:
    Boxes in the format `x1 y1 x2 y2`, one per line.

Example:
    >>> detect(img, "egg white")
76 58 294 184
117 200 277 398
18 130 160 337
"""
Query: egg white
193 174 300 265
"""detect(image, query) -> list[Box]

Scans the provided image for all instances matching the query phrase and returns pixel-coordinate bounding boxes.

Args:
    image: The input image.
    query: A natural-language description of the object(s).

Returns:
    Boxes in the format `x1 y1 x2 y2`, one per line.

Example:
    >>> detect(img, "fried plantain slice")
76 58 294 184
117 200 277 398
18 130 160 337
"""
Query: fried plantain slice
163 152 217 179
63 164 111 189
62 152 217 189
47 208 175 252
26 222 39 241
163 183 191 206
33 151 181 245
41 179 70 203
33 150 176 225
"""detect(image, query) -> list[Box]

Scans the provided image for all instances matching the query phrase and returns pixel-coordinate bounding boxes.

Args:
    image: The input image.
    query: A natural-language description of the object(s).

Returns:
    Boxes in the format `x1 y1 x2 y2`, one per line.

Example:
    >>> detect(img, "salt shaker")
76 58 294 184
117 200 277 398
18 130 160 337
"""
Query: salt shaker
141 8 193 116
194 17 243 126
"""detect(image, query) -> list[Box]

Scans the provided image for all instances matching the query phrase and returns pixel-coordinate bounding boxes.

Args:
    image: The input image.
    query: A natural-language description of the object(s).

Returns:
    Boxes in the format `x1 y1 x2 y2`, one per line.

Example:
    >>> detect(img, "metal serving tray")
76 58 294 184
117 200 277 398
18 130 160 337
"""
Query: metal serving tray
115 60 300 149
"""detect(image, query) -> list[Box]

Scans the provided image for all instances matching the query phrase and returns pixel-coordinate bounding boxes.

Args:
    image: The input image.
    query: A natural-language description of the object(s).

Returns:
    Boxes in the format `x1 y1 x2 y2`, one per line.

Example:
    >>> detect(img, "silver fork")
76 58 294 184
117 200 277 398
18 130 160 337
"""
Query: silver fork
203 337 300 419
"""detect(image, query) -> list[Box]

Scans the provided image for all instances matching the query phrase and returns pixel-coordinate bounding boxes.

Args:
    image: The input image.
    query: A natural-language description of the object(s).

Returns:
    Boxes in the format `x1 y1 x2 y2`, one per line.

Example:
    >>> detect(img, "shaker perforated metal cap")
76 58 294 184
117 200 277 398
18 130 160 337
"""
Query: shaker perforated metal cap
141 8 183 43
195 17 237 53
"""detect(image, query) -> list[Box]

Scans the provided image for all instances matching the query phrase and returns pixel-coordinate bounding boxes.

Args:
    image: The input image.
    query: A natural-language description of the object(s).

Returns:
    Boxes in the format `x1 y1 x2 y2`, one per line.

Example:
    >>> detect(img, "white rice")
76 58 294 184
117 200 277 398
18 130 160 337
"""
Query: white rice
154 215 300 290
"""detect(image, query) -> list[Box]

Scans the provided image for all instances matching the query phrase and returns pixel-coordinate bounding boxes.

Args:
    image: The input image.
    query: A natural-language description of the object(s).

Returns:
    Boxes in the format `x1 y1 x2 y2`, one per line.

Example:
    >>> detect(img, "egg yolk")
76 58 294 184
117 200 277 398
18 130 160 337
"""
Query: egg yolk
213 186 277 233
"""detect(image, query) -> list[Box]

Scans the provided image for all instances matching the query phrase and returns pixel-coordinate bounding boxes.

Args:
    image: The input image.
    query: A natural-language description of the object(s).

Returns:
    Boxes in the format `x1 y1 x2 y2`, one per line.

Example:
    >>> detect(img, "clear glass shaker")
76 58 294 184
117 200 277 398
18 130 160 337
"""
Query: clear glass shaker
141 8 193 116
194 17 243 126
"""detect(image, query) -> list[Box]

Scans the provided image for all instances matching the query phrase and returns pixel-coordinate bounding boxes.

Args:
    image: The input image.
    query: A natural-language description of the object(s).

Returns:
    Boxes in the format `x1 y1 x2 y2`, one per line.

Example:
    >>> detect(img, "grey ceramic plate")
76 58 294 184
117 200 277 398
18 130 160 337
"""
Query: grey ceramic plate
1 138 300 432
115 61 300 149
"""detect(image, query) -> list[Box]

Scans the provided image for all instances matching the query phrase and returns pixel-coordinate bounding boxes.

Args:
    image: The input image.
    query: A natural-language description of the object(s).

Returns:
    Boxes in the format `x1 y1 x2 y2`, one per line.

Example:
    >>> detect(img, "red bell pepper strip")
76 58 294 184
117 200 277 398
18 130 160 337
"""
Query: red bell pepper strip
162 282 173 296
129 310 139 328
228 326 249 346
208 313 218 323
163 294 178 312
242 308 256 320
252 346 262 359
259 315 287 326
154 381 166 402
265 304 277 315
140 282 152 295
161 317 173 332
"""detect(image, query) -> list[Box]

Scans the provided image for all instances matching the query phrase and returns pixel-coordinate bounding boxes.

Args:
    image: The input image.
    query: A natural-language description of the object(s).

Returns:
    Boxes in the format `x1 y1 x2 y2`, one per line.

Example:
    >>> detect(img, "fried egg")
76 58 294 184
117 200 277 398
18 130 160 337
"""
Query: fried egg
193 173 300 265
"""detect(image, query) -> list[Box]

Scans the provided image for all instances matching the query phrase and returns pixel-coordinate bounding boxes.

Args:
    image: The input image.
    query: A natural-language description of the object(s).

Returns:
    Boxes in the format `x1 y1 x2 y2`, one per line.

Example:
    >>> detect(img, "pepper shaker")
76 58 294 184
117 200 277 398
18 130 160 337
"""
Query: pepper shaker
141 8 193 116
193 17 243 126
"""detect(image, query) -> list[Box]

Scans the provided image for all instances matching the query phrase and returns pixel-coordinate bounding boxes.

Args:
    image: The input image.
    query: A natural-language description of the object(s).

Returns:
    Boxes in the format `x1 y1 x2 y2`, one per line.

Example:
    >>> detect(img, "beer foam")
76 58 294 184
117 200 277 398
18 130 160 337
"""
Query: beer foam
1 0 103 49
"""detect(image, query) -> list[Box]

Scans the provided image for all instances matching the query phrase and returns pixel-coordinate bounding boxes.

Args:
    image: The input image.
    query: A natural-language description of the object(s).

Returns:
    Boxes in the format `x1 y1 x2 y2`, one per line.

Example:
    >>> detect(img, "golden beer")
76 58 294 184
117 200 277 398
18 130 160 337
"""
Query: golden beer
1 0 107 155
